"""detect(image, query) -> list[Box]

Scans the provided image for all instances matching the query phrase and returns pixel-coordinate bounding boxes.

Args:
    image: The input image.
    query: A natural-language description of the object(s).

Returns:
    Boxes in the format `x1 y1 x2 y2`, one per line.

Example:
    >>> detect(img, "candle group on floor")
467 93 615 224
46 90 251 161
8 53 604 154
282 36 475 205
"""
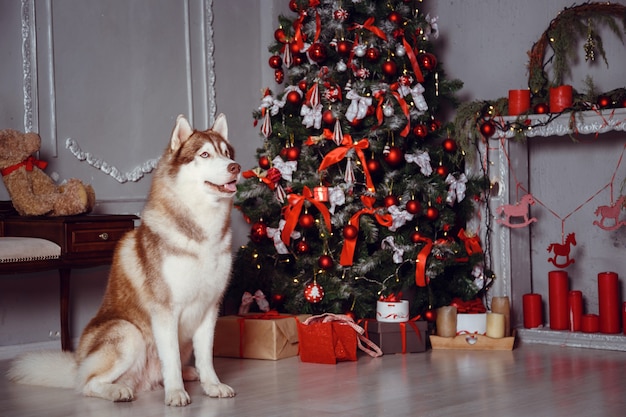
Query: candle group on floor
436 296 511 339
523 270 624 334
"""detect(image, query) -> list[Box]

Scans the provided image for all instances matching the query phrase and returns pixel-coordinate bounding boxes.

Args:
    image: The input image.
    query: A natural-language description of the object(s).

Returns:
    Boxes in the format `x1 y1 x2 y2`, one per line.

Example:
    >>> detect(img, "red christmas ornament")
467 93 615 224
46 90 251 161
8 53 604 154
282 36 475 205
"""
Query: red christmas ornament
318 254 334 270
365 47 381 63
333 8 349 21
265 167 282 183
429 119 442 132
344 310 356 321
286 90 302 106
250 221 268 243
479 120 496 137
424 309 437 322
382 60 397 77
384 146 404 167
293 53 305 66
621 97 626 108
384 194 399 208
413 124 428 138
436 165 449 177
274 28 286 43
298 80 308 91
406 199 421 214
322 109 336 125
258 155 271 169
366 158 382 176
442 138 457 153
268 55 282 69
296 239 310 254
304 282 325 303
410 230 422 243
534 103 549 114
274 69 284 84
425 206 439 221
288 0 299 12
349 117 362 128
388 11 402 24
286 146 301 161
299 213 315 229
597 95 611 108
272 293 284 305
290 41 302 55
336 40 352 56
308 43 327 63
418 52 437 71
343 224 358 240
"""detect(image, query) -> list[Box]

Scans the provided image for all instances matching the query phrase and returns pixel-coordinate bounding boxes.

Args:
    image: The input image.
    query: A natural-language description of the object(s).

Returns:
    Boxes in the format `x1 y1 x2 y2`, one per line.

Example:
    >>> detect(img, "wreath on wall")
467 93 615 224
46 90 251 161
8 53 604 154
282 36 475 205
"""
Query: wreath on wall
454 2 626 159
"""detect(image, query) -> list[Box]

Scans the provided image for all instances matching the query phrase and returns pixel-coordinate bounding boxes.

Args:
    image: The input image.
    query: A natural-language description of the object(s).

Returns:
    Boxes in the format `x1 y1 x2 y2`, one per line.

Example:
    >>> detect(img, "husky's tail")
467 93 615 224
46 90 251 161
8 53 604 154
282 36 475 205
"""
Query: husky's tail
7 350 77 389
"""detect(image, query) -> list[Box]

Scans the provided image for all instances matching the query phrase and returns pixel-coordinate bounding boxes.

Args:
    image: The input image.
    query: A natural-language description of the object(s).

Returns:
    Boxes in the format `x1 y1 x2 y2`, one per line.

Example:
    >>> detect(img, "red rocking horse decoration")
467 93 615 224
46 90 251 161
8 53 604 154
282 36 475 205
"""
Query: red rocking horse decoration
592 195 626 231
547 232 576 268
496 194 537 228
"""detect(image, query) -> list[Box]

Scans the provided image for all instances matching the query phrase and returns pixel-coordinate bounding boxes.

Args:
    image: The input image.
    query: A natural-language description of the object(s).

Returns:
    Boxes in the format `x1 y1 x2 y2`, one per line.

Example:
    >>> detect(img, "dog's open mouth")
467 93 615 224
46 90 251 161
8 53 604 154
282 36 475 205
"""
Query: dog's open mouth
206 180 238 194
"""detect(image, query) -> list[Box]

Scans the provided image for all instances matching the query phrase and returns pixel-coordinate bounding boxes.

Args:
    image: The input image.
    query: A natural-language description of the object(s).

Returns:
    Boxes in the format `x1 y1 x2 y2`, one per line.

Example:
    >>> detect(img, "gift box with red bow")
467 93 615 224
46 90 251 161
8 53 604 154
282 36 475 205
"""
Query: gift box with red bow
363 319 428 354
213 312 310 360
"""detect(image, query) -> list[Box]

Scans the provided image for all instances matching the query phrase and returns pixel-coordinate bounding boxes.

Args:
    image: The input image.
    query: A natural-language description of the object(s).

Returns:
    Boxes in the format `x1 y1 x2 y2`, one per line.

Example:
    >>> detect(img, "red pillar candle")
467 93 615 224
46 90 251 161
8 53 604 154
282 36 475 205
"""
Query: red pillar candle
568 290 583 332
598 272 620 334
581 314 599 333
549 85 573 113
508 89 531 115
548 270 569 330
623 302 626 335
523 293 543 329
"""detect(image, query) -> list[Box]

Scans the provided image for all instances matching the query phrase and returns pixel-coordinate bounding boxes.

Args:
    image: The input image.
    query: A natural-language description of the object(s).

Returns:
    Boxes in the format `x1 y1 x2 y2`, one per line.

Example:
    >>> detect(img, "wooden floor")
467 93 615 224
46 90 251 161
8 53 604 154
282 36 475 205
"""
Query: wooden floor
1 343 625 417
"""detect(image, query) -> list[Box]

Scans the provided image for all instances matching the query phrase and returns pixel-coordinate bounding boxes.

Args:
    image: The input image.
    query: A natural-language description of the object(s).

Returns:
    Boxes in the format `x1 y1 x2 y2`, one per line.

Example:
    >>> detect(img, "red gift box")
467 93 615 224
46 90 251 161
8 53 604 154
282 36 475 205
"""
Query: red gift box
297 313 383 364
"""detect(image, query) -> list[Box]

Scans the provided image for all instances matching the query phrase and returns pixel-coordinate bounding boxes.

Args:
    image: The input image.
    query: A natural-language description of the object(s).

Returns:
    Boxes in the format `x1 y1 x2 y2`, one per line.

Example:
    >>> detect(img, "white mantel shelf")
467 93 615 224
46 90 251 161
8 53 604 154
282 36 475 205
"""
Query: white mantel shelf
496 107 626 138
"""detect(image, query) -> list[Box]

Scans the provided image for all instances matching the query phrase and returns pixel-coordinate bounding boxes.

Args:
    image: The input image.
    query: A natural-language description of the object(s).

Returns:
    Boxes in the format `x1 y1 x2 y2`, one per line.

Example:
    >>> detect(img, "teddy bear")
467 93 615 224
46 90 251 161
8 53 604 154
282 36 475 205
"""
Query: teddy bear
0 128 96 216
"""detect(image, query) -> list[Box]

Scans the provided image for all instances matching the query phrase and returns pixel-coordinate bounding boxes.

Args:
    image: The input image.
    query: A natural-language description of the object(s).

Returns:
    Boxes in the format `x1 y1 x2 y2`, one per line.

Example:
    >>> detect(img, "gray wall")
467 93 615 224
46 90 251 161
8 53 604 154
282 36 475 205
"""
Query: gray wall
1 0 624 348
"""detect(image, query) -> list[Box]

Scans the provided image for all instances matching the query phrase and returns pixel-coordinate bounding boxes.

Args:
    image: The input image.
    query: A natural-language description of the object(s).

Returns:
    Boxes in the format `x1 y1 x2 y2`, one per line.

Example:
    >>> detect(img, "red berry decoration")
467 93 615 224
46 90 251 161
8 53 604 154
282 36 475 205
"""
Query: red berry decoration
308 43 327 63
429 119 442 132
286 146 300 161
384 146 404 167
336 40 352 56
418 52 437 71
365 47 381 63
343 224 358 240
318 254 334 270
258 155 271 170
274 69 284 84
322 109 336 125
597 95 611 108
299 213 315 229
384 194 399 207
286 90 302 106
250 221 268 243
534 103 549 114
479 120 496 137
382 60 397 77
442 138 457 153
296 239 310 254
268 55 282 69
304 281 325 303
388 11 402 24
413 124 428 138
406 199 421 214
436 165 449 177
425 206 439 221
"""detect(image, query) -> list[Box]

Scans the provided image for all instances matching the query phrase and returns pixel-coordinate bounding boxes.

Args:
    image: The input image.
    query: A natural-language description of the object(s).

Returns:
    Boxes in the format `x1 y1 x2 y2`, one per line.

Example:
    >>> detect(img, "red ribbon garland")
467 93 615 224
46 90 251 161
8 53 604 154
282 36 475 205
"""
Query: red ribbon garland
413 233 433 287
349 17 387 41
281 186 332 244
340 196 393 266
457 228 483 256
318 133 375 191
402 37 425 83
1 155 48 177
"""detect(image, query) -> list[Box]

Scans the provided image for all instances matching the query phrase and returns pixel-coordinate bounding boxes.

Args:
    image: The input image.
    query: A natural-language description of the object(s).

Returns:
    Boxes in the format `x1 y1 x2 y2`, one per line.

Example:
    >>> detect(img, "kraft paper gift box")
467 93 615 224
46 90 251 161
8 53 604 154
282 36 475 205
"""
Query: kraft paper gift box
363 320 427 354
213 313 310 360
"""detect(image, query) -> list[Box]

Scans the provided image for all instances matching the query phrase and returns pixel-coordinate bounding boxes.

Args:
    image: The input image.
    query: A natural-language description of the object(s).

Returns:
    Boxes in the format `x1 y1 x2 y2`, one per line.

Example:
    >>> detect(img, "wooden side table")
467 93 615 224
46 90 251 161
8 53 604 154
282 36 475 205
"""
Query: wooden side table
1 214 137 350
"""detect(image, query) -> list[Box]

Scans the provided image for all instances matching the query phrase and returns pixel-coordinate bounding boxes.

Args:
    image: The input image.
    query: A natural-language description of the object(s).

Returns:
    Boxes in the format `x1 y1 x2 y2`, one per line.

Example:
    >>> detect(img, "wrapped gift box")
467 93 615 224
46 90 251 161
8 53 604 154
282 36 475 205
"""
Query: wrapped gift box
363 320 428 354
298 319 359 364
213 313 310 360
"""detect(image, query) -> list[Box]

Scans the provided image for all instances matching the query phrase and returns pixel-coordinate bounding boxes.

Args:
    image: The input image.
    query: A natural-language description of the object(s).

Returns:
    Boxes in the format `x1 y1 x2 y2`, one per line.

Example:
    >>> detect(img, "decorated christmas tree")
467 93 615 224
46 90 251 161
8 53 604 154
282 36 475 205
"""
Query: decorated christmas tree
230 0 491 320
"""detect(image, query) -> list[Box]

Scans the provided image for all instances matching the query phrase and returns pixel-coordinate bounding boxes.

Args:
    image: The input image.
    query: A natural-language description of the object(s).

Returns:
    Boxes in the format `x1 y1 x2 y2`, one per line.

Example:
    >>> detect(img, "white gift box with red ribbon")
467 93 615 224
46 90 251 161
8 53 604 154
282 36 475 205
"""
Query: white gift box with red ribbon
376 300 409 323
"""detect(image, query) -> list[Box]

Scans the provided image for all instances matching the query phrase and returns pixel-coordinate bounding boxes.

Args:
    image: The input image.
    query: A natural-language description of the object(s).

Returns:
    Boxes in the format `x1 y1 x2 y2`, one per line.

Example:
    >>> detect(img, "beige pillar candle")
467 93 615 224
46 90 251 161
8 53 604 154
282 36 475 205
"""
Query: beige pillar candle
486 312 505 339
491 296 511 336
436 306 457 337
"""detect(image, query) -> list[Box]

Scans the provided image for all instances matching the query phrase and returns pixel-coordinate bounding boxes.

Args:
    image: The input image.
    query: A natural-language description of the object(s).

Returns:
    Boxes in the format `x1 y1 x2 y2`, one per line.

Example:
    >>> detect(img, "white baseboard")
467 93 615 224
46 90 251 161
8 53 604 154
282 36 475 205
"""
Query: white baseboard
0 340 64 360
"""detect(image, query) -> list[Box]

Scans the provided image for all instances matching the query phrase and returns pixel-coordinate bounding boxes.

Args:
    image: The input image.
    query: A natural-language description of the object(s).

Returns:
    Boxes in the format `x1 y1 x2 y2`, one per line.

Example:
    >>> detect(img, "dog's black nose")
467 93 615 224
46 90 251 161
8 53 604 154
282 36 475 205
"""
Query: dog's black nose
228 163 241 174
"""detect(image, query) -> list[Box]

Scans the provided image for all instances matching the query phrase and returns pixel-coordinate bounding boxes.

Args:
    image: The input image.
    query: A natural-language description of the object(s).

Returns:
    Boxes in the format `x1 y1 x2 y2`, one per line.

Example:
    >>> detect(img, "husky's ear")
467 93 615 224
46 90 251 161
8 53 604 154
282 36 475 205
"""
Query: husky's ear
170 114 194 152
212 113 229 142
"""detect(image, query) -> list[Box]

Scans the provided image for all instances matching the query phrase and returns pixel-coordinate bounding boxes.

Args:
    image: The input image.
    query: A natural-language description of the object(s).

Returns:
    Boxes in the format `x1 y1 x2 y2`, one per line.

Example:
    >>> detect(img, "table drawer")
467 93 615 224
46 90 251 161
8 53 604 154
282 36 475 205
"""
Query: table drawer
67 221 134 253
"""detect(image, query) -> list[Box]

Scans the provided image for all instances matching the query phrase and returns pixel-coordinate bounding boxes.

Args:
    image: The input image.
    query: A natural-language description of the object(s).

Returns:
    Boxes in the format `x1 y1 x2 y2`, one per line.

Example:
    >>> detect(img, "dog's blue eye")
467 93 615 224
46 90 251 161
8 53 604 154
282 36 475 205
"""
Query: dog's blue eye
200 151 210 158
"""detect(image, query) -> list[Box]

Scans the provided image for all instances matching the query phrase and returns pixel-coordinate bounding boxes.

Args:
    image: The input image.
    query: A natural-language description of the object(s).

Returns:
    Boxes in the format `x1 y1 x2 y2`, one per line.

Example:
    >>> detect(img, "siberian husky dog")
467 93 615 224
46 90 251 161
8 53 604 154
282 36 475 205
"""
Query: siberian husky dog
8 114 240 406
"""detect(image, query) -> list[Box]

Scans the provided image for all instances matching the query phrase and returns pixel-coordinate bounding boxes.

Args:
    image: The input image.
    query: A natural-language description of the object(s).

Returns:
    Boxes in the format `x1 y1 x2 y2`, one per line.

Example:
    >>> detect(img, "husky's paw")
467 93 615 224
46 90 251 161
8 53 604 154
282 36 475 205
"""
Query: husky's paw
165 388 191 407
96 384 134 402
202 382 236 398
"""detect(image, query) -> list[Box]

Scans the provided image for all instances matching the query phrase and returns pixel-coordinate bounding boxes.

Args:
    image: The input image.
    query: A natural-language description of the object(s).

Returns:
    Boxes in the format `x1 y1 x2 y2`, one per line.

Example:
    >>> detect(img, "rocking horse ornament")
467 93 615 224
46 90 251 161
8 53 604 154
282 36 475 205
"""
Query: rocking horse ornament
547 233 576 268
496 194 538 228
593 196 626 231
